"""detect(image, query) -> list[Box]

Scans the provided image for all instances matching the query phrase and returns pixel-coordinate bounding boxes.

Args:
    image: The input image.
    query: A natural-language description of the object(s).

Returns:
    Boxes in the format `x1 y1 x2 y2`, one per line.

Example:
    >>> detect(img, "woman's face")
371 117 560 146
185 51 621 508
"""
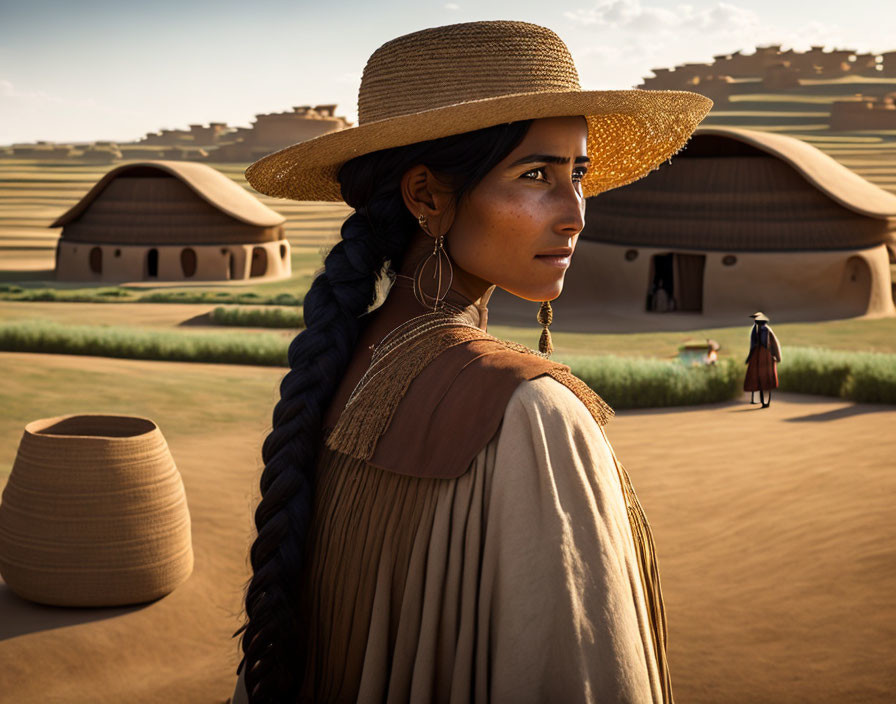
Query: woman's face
446 116 588 302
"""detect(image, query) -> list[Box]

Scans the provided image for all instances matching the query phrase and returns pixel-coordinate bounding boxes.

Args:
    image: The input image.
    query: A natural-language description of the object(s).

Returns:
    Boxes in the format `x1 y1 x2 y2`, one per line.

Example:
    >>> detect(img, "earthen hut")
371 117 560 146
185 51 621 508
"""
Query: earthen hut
51 161 289 283
563 126 896 322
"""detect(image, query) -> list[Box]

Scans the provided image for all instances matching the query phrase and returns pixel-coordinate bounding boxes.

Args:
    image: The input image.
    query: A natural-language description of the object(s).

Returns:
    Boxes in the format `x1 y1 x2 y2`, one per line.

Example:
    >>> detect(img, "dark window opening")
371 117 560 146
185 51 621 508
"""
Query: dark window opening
280 243 287 260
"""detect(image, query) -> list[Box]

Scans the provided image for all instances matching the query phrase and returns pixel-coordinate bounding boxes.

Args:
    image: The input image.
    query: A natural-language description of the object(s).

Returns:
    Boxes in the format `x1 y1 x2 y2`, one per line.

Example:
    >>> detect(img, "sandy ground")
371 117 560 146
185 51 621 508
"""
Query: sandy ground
0 352 894 703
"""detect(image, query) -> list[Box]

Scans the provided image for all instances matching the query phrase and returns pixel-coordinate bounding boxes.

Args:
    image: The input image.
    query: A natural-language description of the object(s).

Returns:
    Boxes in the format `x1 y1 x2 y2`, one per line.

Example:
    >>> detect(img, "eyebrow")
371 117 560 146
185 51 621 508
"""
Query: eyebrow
509 154 591 167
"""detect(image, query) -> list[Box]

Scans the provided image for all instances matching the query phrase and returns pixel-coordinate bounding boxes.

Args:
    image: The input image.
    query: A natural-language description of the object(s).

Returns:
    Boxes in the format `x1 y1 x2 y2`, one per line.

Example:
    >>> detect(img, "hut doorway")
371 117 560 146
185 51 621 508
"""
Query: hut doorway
673 253 705 312
222 250 235 280
250 247 267 278
647 253 675 312
647 252 705 313
180 248 197 277
145 248 159 278
89 247 102 275
837 255 872 315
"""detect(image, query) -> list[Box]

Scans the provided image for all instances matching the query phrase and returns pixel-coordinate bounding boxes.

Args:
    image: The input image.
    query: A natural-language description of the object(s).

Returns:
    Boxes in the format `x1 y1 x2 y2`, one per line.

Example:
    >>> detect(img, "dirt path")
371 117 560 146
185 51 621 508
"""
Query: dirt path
0 353 893 702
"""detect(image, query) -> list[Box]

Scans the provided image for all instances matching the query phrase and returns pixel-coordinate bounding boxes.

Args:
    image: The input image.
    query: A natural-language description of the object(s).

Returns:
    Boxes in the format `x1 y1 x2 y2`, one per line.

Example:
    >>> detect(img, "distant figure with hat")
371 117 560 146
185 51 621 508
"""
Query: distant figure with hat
744 311 782 407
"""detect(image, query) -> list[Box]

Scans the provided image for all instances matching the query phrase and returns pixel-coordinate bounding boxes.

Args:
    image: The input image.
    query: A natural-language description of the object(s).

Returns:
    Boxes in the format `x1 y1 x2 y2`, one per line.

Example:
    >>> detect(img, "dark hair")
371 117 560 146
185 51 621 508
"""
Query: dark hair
237 119 533 703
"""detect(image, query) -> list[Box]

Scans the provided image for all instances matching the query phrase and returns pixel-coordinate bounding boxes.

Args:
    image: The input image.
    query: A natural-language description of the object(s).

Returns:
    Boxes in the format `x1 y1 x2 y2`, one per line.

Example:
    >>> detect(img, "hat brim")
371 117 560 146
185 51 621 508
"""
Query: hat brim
244 89 712 201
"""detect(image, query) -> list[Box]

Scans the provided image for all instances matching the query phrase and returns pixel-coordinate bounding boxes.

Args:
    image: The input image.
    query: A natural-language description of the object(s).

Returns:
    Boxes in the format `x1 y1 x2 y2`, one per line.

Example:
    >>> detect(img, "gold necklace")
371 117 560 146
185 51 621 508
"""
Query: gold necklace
347 305 482 410
345 274 549 411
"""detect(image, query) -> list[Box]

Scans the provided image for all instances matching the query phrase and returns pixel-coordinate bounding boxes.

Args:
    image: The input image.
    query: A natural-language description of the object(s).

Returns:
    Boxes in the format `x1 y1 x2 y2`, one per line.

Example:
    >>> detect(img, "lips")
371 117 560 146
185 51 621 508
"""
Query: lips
535 247 573 258
534 248 573 269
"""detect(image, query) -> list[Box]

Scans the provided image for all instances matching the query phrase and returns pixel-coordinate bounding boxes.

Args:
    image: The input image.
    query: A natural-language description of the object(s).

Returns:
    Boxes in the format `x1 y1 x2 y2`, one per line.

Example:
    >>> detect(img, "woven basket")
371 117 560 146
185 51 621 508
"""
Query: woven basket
0 414 193 607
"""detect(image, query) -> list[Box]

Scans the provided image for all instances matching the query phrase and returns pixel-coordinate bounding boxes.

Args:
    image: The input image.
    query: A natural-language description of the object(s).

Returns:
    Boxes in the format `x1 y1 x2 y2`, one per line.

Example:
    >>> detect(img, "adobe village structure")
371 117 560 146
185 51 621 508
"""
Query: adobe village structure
133 105 352 162
562 126 896 323
51 161 289 283
640 45 896 92
213 105 351 162
637 46 896 118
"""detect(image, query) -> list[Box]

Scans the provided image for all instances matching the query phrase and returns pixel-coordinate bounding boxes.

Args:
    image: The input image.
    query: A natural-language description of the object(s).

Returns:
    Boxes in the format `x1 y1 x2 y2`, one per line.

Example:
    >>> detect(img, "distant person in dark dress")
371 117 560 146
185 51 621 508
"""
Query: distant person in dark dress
744 311 782 408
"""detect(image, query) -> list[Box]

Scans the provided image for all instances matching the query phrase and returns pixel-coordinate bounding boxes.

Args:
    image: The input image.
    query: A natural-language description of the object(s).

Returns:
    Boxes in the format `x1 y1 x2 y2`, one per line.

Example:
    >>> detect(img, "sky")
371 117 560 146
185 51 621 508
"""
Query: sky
1 0 894 144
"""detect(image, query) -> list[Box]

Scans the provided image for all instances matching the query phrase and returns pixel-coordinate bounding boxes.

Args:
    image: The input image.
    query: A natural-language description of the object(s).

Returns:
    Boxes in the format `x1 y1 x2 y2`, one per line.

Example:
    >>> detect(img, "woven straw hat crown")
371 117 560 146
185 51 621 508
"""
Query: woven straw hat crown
245 20 713 202
358 22 581 122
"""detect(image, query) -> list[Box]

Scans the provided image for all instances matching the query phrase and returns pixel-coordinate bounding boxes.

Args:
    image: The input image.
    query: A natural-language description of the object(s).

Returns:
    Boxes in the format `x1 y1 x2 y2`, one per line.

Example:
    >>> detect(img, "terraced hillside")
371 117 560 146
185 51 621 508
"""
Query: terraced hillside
1 75 894 281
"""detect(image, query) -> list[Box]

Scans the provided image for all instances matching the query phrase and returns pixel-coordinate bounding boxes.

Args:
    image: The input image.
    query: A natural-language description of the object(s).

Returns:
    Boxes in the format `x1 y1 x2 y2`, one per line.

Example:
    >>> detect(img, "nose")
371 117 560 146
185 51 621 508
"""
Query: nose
552 179 585 237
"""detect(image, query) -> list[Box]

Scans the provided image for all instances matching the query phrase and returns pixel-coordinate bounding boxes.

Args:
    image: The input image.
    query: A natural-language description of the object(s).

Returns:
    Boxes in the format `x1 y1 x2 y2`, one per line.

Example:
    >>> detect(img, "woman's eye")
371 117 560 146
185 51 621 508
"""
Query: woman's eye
522 166 589 184
522 167 548 181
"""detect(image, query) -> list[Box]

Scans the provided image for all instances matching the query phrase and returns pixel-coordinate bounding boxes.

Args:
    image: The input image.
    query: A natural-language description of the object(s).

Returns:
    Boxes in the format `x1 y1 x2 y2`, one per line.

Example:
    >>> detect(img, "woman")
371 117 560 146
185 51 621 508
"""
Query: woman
744 311 783 408
233 20 711 704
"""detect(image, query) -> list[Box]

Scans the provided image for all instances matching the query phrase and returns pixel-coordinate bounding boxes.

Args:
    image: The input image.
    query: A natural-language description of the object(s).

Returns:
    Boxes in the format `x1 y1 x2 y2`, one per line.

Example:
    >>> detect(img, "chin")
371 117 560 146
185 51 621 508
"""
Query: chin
502 278 565 303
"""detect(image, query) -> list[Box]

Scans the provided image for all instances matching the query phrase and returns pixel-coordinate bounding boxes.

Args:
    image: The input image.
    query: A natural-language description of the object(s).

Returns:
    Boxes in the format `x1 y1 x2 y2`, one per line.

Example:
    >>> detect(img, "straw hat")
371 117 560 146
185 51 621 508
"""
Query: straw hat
245 20 713 202
0 414 193 607
750 311 770 322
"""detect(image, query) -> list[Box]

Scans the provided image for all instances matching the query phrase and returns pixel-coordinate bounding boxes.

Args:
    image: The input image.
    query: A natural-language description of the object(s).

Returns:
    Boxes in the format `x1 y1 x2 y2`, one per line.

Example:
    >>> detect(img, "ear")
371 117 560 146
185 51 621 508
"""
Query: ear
400 165 456 236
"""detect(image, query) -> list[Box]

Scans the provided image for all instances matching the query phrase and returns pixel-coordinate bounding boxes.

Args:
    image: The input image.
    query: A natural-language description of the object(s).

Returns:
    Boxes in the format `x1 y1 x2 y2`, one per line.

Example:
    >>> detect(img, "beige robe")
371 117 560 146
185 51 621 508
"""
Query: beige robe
232 375 662 703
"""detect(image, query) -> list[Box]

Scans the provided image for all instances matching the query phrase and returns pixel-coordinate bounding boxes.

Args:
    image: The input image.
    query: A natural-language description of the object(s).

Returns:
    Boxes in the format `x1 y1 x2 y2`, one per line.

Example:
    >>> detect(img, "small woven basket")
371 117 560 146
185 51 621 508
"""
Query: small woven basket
0 414 193 607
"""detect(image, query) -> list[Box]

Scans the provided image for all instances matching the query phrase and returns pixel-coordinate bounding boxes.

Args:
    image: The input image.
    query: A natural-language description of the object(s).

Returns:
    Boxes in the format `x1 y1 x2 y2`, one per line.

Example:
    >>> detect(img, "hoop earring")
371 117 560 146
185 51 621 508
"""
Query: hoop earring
537 300 553 356
413 233 454 310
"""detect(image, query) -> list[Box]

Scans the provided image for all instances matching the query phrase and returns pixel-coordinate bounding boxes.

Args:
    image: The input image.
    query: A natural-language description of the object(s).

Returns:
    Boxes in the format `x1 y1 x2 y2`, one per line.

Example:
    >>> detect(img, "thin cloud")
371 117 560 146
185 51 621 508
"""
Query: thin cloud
1 79 75 105
565 0 759 33
444 3 460 9
0 78 128 112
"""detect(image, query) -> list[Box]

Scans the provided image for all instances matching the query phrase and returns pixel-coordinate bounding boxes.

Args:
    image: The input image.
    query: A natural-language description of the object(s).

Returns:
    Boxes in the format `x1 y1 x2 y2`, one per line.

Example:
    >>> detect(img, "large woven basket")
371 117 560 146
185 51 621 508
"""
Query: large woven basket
0 414 193 607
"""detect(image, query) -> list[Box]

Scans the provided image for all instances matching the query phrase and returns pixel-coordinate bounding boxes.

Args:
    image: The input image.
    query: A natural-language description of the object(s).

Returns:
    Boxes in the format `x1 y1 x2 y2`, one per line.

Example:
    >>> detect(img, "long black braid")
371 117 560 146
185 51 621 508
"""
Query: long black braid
237 119 533 703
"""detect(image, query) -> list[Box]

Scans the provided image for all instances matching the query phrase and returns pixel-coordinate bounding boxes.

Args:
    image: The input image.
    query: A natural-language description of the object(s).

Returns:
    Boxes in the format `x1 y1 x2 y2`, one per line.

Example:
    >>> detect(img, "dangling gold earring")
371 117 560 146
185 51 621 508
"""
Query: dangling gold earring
537 300 553 356
413 214 454 310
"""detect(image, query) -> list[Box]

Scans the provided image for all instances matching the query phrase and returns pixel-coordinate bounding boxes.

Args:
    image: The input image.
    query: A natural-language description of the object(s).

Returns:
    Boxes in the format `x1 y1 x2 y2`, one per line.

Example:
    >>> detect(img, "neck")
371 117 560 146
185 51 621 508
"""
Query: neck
397 230 496 308
389 274 489 331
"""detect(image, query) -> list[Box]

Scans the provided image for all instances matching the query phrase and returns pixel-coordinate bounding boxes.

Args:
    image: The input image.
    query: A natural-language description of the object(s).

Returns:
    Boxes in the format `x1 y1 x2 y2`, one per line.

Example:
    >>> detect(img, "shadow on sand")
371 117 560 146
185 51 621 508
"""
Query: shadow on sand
0 581 149 642
785 404 893 422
